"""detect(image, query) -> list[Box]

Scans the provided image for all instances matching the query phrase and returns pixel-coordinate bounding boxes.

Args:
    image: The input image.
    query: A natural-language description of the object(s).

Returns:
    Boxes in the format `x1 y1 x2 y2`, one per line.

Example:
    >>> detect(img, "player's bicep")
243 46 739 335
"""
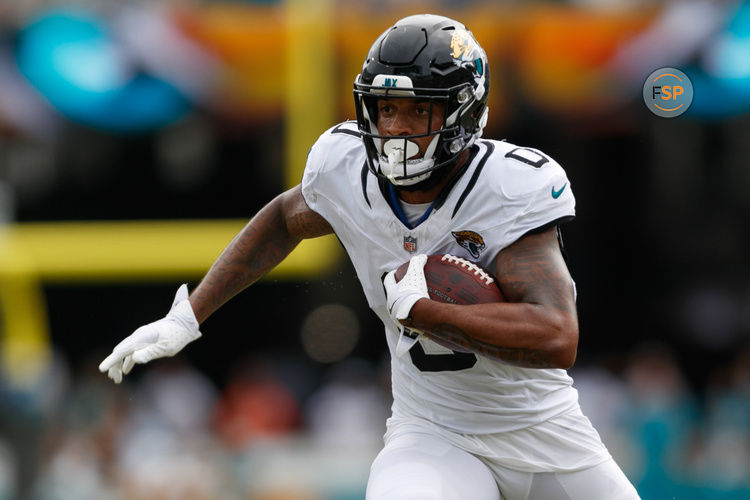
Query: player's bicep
493 227 576 314
279 185 334 240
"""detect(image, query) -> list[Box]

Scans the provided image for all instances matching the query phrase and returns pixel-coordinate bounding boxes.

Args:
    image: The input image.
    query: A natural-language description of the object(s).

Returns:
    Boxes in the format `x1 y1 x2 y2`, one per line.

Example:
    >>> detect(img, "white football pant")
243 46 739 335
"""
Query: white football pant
366 431 640 500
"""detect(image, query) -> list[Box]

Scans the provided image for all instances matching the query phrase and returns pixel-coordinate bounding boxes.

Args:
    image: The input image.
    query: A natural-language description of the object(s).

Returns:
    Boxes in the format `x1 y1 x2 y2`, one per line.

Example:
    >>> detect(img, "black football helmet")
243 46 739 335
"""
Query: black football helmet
353 14 490 187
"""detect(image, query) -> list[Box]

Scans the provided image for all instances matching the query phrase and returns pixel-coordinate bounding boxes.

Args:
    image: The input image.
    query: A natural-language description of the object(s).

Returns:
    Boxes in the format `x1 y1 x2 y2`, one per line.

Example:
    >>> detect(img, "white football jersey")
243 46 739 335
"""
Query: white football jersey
301 121 579 435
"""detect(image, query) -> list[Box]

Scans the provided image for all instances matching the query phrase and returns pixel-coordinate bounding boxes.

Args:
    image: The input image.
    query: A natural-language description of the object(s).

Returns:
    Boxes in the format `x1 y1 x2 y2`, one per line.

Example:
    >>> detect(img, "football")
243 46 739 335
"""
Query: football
395 254 505 305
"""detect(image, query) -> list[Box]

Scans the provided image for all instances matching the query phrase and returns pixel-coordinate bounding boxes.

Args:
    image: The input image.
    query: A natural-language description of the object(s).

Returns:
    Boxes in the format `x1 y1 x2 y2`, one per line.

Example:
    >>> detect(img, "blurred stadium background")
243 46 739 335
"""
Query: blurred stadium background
0 0 749 498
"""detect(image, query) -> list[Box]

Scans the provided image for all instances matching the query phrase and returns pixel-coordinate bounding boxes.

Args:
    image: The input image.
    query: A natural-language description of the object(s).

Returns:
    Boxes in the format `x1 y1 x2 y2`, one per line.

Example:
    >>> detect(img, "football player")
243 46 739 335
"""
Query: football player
100 14 641 500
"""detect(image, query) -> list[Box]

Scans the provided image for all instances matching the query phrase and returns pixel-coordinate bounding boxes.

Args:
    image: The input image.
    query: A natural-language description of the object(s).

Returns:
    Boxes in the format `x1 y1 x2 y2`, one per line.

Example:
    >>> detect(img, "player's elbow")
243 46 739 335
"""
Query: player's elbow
548 313 578 369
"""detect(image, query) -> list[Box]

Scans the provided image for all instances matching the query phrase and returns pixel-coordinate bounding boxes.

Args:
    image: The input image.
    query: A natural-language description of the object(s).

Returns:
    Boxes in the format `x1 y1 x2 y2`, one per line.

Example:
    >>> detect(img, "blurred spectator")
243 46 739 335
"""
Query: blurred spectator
115 360 231 500
214 357 301 451
571 358 637 475
0 437 15 499
0 350 68 500
621 342 701 499
697 347 750 494
305 358 390 448
33 354 126 500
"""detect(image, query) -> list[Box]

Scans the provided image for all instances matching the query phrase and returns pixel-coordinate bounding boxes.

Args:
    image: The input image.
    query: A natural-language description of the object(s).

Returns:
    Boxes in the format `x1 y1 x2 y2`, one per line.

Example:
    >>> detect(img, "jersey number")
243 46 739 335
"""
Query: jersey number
409 341 478 372
505 147 550 168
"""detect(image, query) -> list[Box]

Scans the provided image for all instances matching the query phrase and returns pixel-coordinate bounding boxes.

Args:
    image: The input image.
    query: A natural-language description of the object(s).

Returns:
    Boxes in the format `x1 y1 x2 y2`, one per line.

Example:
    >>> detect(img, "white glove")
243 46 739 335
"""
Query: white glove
98 284 202 383
383 254 430 357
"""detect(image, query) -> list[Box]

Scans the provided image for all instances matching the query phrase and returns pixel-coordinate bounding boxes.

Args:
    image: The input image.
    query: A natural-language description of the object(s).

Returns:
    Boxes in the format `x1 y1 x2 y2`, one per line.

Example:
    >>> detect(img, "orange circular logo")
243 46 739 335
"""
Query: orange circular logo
643 68 693 118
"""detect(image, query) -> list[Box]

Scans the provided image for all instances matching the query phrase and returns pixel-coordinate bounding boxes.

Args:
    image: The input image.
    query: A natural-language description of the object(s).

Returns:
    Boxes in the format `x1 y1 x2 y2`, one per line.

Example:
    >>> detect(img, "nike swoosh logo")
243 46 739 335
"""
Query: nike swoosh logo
551 183 567 199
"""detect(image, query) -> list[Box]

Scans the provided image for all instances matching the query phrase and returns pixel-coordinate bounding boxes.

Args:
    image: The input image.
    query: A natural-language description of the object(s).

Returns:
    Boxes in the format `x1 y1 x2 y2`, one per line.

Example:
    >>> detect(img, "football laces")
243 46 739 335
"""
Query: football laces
441 254 494 286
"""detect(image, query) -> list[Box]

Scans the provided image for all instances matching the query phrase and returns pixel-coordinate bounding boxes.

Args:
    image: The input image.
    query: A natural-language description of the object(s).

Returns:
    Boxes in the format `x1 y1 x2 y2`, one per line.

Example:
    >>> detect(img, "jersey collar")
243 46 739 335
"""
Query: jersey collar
387 183 436 229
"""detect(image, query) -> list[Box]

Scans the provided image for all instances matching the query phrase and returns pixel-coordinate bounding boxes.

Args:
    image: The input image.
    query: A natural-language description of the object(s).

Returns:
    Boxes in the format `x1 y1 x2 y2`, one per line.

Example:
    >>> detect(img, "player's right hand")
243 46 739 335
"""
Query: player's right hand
383 253 430 323
383 254 429 357
98 284 202 383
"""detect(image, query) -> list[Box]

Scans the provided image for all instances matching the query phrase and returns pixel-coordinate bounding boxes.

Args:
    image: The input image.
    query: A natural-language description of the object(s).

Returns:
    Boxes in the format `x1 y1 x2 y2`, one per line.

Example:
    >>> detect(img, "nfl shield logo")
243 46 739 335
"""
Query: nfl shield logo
403 235 417 253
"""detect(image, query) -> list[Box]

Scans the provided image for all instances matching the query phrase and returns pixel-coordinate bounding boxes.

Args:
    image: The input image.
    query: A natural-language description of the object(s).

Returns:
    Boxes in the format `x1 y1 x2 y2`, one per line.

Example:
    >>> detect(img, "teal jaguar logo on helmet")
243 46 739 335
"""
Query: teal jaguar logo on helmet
450 29 478 61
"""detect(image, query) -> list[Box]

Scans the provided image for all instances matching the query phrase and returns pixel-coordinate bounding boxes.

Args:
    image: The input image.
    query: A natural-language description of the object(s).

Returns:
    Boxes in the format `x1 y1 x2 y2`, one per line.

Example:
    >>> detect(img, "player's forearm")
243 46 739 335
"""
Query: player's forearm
407 300 578 368
188 186 332 324
189 197 300 323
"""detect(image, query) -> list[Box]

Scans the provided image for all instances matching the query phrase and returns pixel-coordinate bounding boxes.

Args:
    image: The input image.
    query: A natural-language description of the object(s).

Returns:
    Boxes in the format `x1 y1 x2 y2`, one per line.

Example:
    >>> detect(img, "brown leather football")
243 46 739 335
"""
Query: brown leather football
395 254 505 305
